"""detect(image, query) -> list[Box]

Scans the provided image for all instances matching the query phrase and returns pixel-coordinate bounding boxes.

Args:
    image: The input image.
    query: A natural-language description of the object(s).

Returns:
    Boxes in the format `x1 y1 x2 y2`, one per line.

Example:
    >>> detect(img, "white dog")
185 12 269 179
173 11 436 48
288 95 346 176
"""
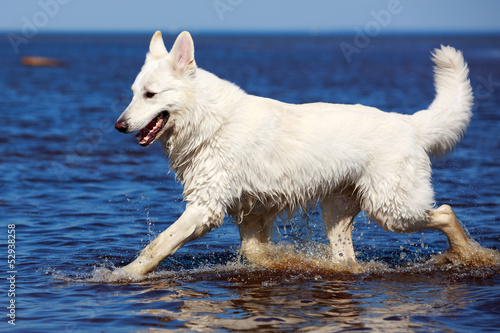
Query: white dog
114 31 492 275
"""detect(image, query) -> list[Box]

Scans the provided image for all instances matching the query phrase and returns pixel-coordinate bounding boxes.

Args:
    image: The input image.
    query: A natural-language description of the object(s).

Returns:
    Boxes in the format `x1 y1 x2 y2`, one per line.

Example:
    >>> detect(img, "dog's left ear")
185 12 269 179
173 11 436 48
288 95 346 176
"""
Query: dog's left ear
147 31 168 61
169 31 196 74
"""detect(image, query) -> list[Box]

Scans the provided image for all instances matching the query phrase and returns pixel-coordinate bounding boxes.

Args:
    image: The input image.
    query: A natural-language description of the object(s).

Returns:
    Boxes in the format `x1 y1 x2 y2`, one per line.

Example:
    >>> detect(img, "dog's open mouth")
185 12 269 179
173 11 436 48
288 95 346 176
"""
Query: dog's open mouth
136 111 170 146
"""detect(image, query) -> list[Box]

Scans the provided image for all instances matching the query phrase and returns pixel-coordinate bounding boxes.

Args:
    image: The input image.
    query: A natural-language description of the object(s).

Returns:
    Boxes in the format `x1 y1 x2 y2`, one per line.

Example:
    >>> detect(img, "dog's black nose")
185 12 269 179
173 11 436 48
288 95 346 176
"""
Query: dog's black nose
115 120 128 133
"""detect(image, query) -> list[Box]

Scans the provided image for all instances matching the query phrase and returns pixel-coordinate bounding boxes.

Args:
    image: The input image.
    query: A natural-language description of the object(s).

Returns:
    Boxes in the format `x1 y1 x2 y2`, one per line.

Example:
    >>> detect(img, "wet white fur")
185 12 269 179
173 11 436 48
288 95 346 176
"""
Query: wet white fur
116 31 472 275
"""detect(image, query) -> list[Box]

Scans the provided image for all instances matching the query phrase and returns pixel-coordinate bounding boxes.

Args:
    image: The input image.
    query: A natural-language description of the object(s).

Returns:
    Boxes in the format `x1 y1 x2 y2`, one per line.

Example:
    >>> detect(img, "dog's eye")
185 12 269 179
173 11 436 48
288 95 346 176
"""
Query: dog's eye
144 92 156 99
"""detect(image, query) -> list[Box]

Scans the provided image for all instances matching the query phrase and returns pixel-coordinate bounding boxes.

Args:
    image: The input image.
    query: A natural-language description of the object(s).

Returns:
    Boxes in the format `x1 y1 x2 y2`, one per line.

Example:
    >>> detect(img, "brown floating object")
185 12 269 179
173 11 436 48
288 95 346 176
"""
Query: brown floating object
21 56 65 67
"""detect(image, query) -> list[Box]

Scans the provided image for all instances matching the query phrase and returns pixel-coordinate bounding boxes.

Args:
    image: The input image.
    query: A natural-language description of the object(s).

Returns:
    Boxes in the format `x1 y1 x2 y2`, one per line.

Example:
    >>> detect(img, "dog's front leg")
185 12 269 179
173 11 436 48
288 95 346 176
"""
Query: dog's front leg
120 203 214 276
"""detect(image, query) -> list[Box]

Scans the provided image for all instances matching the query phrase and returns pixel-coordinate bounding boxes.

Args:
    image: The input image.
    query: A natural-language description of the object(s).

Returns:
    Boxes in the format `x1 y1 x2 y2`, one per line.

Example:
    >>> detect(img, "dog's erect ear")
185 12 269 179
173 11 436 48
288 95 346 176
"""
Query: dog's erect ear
169 31 196 73
147 31 168 61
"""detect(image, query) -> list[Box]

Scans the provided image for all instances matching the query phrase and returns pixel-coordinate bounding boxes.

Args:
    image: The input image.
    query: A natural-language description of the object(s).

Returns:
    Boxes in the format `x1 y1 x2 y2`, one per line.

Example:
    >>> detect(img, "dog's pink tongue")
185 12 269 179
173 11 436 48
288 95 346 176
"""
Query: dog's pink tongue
136 118 155 137
136 115 164 146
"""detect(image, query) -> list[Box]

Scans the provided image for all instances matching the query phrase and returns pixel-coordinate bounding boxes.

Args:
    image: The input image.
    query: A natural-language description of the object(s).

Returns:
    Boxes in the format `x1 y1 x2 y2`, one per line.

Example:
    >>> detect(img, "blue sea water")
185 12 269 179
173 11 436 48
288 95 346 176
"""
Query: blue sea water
1 33 500 332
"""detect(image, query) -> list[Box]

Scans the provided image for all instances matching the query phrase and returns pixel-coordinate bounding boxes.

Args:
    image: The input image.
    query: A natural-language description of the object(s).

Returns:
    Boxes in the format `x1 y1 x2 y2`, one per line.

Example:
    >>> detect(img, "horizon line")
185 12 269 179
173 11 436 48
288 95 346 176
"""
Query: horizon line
3 28 500 37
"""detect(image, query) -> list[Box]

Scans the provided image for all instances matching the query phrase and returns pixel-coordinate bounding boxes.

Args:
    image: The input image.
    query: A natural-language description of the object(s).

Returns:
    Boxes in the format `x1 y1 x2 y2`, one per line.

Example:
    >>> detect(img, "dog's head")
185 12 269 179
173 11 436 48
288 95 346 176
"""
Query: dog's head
115 31 196 147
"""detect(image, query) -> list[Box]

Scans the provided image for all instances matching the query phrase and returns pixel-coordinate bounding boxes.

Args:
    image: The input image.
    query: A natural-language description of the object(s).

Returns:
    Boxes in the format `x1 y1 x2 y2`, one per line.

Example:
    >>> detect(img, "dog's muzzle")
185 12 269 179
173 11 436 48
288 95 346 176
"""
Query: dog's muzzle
114 111 170 147
115 119 128 133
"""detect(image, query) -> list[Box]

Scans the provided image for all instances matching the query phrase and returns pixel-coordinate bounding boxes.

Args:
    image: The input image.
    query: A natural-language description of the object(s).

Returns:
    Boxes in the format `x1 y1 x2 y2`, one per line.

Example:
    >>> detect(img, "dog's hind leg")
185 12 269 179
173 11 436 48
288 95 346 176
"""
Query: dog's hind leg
427 205 469 250
425 204 500 265
321 195 360 262
380 204 500 266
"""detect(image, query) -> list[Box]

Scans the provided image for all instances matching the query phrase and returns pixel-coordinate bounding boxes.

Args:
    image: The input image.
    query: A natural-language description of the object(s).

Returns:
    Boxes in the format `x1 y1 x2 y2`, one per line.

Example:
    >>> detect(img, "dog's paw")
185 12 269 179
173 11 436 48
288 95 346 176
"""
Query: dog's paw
87 266 146 283
110 266 146 282
430 239 500 267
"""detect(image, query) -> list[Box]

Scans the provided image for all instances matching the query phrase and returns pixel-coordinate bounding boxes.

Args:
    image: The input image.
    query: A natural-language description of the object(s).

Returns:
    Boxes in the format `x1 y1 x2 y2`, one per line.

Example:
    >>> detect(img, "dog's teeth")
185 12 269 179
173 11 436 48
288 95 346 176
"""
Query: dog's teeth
136 114 167 146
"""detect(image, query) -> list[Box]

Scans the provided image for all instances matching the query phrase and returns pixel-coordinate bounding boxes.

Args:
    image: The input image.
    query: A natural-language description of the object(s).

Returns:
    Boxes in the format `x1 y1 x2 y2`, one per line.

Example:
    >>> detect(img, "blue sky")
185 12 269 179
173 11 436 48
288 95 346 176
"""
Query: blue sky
1 0 500 34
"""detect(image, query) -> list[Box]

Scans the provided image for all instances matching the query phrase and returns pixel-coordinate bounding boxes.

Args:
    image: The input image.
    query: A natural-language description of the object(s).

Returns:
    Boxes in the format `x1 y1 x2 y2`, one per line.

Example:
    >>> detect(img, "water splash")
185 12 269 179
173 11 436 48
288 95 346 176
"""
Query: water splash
49 238 499 286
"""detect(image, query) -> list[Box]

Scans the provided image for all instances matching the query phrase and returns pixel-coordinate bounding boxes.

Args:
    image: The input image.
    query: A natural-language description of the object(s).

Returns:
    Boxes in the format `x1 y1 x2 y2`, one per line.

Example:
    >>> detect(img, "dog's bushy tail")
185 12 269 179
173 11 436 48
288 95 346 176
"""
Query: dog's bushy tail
412 45 473 158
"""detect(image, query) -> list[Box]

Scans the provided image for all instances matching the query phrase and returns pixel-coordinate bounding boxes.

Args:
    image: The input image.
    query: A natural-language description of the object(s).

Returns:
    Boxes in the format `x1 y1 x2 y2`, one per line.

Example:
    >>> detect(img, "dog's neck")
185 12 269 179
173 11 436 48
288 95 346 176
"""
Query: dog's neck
161 69 246 183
